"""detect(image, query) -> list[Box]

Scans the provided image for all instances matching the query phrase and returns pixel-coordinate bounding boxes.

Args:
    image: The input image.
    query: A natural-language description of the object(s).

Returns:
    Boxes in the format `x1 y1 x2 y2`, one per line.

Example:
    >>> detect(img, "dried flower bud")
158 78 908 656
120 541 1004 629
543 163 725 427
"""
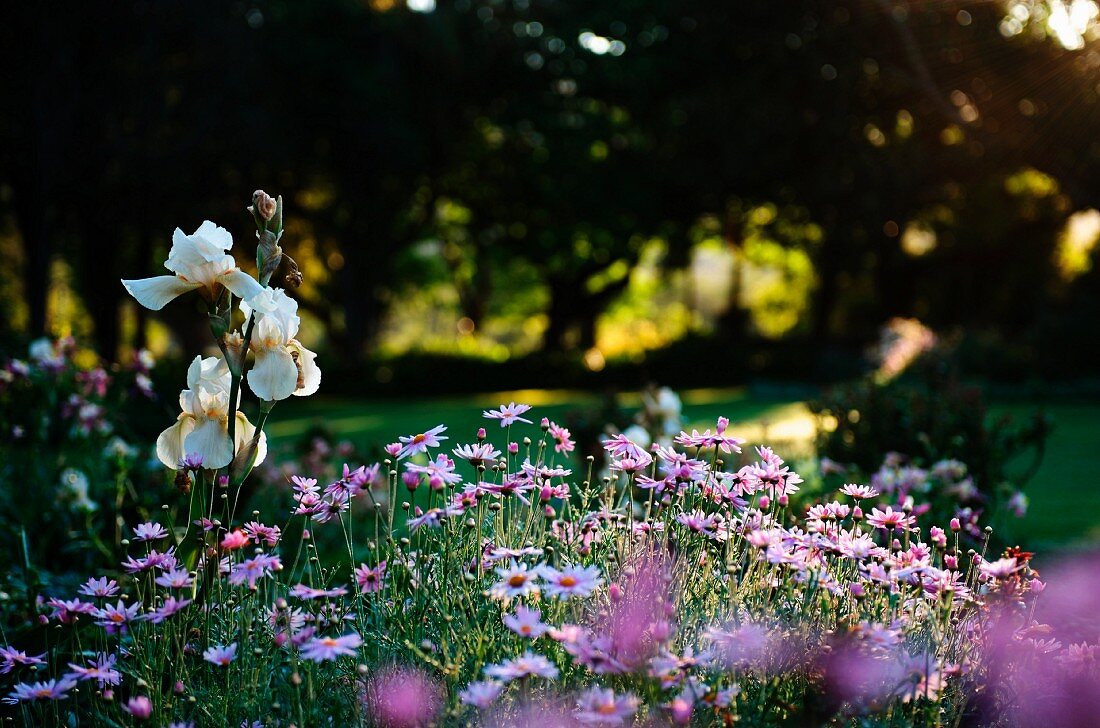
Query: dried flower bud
251 190 277 221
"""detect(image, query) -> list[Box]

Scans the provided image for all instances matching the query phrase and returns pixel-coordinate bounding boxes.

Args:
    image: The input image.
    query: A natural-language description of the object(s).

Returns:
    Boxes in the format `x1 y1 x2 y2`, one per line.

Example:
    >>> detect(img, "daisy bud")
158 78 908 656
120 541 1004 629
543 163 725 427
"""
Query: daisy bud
508 442 519 454
402 472 420 492
778 494 788 507
476 428 487 441
540 417 550 429
945 554 958 569
608 583 623 602
123 696 153 720
1029 578 1045 593
174 681 185 695
852 505 863 520
717 416 729 433
544 505 555 518
758 495 770 510
950 517 961 531
429 475 445 492
385 443 402 457
274 632 288 648
670 697 693 725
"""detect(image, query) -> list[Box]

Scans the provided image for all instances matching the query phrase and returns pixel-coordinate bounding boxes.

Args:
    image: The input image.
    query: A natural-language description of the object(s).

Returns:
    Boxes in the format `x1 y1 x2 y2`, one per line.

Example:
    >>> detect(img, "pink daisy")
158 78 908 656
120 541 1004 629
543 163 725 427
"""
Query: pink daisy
458 680 503 709
300 632 363 662
866 506 915 532
503 606 550 638
540 564 603 599
203 643 237 666
483 651 559 682
397 424 448 459
354 561 387 593
483 402 533 427
574 687 640 725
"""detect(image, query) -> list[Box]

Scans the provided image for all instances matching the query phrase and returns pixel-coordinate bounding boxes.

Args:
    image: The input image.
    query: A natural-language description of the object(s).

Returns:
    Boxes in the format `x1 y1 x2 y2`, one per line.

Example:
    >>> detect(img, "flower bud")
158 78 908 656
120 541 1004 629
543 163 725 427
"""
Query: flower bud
402 471 420 492
608 583 622 602
950 518 961 531
477 428 487 441
251 190 277 221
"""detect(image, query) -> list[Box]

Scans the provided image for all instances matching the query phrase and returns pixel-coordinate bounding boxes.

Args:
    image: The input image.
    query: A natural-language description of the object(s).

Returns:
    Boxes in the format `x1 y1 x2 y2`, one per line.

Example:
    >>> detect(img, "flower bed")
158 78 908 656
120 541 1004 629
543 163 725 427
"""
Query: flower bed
0 193 1090 727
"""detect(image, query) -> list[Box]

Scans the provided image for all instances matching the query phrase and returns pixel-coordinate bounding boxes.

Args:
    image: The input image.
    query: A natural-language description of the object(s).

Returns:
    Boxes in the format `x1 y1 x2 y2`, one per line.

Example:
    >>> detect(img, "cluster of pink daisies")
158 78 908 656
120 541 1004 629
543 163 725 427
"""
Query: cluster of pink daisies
1 400 1086 726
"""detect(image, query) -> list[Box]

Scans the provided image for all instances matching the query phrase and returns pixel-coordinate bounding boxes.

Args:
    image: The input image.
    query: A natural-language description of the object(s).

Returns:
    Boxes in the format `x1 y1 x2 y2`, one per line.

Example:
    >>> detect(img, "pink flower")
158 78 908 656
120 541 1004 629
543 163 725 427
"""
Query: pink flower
220 529 250 550
574 687 640 725
155 568 195 589
78 577 120 598
548 422 575 453
242 521 282 547
483 402 533 427
453 442 502 466
490 561 541 600
458 680 502 709
122 695 153 719
503 606 550 638
66 652 120 687
132 521 169 542
144 596 192 624
839 483 879 500
363 667 442 728
865 506 915 532
3 677 78 704
46 597 97 624
980 557 1022 579
0 646 45 674
300 632 363 662
203 643 237 666
602 434 647 460
94 600 142 634
541 564 603 599
483 651 559 682
228 554 282 588
289 584 348 600
354 561 388 593
397 424 448 459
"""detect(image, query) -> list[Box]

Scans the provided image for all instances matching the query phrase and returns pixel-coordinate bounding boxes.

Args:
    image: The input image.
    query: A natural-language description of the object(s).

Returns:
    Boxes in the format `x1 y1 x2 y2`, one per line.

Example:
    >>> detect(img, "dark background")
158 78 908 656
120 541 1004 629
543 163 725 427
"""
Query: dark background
4 0 1100 394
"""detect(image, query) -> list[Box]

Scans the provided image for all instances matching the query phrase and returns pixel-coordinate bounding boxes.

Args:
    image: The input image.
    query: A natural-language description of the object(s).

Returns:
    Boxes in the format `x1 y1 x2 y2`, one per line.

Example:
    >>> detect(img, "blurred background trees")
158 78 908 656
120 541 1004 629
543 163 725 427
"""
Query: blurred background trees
4 0 1100 391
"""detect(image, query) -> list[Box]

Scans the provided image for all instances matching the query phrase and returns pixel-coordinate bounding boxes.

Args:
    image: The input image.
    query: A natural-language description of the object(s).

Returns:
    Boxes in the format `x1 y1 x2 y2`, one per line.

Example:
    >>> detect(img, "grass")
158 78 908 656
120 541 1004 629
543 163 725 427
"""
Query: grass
268 388 1100 552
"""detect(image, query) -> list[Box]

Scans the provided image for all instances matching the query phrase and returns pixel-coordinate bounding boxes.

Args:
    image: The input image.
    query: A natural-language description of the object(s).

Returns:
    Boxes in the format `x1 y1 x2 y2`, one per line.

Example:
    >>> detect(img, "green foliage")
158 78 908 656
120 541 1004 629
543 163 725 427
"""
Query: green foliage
0 338 168 575
808 356 1052 534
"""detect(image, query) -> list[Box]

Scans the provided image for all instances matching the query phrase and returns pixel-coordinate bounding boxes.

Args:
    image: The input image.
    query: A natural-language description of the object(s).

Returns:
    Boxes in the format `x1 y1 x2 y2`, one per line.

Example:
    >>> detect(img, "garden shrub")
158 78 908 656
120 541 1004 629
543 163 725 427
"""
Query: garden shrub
808 335 1051 537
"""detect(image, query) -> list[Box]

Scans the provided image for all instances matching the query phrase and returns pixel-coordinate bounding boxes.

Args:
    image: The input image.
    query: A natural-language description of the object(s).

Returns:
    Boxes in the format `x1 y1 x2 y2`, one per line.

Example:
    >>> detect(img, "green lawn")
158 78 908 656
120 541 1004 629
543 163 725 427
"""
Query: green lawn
268 389 1100 551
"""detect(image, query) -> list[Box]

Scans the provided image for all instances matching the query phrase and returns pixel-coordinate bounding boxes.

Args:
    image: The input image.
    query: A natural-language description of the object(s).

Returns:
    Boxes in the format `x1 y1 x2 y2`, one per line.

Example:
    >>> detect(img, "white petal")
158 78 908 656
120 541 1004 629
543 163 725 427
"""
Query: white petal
156 415 194 469
184 417 233 470
121 276 201 311
219 269 263 303
234 412 268 467
288 340 321 397
246 348 297 402
193 220 234 260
